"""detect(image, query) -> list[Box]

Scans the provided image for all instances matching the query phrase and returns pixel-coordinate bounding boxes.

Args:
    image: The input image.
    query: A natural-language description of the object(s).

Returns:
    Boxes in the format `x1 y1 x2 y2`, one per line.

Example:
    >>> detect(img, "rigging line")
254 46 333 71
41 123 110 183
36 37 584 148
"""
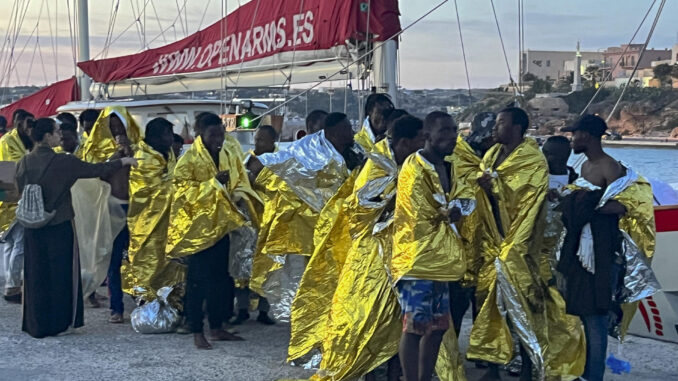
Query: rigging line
453 0 472 98
6 1 43 86
571 0 661 170
0 1 21 93
0 0 18 62
25 32 38 85
66 0 78 76
489 0 517 96
249 0 450 124
175 0 187 37
519 0 524 91
282 0 306 100
0 0 24 93
4 0 33 88
144 0 188 47
150 0 168 44
519 0 526 84
143 0 147 47
0 3 16 89
37 36 49 85
580 0 657 115
197 0 212 31
129 0 146 50
45 0 59 81
102 0 118 57
229 0 262 103
100 0 121 60
606 0 666 124
220 0 226 115
359 0 372 121
183 0 188 37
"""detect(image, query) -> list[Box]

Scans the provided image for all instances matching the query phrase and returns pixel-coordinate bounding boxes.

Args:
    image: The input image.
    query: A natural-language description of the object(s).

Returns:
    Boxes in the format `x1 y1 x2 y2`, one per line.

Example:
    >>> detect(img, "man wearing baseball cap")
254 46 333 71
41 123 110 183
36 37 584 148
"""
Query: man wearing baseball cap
558 114 656 381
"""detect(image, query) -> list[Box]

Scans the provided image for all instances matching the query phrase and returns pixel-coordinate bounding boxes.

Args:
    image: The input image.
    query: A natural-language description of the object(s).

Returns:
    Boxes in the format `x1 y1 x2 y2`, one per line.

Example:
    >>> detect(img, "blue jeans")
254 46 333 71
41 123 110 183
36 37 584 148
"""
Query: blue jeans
582 314 608 381
581 260 623 381
108 204 129 315
2 224 24 295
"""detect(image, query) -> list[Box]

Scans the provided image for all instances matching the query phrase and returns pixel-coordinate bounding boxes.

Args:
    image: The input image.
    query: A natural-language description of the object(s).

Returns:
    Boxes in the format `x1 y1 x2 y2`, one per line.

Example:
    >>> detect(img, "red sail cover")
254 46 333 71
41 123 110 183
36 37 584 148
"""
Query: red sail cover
0 77 80 126
78 0 400 83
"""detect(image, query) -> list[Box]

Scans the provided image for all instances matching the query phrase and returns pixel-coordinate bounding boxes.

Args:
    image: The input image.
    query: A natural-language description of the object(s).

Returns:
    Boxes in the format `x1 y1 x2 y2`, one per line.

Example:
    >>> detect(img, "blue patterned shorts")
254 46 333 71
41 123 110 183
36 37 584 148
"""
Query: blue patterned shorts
396 279 451 335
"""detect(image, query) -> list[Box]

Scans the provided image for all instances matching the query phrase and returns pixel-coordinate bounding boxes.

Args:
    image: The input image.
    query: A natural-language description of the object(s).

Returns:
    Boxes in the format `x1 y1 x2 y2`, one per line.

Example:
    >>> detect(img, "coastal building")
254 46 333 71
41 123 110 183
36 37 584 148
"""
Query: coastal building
602 44 672 79
521 49 604 82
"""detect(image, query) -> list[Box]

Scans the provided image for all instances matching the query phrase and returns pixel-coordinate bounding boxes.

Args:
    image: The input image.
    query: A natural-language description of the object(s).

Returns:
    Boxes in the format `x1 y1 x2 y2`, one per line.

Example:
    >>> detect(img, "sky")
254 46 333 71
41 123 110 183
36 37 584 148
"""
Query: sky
0 0 676 89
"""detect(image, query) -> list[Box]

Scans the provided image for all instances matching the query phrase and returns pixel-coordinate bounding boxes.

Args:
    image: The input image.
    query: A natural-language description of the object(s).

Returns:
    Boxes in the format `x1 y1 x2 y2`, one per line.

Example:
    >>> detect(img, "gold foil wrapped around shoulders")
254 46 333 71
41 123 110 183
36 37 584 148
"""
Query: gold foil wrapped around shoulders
166 136 246 258
468 138 550 374
78 106 141 163
391 152 466 283
257 130 349 213
0 128 28 232
122 141 183 300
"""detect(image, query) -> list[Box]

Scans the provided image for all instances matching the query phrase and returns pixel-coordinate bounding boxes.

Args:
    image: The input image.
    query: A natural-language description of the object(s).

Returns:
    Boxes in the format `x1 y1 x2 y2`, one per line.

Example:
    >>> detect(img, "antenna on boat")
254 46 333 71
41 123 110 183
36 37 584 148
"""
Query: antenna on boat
77 0 92 101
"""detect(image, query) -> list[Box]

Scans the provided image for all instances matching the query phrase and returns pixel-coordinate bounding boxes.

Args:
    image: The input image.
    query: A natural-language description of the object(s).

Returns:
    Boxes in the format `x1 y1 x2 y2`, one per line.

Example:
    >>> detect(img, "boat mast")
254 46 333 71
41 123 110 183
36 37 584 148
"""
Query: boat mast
372 39 398 107
77 0 92 100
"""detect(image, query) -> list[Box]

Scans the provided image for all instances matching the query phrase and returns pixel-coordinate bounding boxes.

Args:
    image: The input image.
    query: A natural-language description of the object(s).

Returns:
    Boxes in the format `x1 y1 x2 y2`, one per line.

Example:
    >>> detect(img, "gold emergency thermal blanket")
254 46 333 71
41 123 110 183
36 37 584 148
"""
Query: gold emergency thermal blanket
537 180 586 378
568 164 658 338
122 141 184 300
467 139 549 375
78 106 141 163
166 135 256 258
354 118 376 153
391 152 467 283
450 136 486 286
0 128 27 232
288 169 359 363
72 106 141 298
614 169 657 338
314 139 401 380
71 179 127 297
250 131 349 321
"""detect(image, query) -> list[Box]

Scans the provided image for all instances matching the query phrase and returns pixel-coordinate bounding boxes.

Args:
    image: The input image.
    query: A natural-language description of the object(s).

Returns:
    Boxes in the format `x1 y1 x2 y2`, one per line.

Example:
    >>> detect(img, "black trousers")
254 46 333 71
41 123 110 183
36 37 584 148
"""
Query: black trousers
185 235 234 333
448 281 477 336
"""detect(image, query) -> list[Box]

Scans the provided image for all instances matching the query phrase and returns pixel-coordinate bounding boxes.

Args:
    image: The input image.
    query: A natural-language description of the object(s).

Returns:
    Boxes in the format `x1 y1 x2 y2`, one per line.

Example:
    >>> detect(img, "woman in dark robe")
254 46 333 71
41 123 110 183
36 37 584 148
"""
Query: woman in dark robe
15 118 137 338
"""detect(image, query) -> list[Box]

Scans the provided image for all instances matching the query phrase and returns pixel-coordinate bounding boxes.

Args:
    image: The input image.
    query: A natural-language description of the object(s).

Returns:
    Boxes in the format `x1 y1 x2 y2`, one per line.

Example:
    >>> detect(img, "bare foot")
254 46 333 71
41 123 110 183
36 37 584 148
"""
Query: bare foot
209 328 245 341
194 333 212 349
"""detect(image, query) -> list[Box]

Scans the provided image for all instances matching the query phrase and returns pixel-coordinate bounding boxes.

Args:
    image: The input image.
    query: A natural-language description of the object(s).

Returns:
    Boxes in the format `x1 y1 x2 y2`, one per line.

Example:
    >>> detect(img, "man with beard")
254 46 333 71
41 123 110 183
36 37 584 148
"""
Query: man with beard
470 107 549 381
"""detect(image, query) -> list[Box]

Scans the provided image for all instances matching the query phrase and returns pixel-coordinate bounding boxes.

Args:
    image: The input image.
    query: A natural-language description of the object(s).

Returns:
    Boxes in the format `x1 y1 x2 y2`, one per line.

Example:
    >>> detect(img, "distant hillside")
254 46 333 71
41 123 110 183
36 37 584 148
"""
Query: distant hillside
457 87 678 138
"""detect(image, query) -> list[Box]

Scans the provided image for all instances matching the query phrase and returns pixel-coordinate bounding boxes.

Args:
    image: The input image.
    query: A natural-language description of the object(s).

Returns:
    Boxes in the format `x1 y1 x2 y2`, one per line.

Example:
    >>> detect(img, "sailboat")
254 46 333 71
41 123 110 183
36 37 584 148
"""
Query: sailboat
53 0 401 149
3 0 677 350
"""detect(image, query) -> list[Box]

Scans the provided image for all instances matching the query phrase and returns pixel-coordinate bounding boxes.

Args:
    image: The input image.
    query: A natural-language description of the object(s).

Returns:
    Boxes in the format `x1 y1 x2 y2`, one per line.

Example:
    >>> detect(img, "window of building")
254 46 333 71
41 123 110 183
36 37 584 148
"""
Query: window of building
546 60 551 67
631 56 635 66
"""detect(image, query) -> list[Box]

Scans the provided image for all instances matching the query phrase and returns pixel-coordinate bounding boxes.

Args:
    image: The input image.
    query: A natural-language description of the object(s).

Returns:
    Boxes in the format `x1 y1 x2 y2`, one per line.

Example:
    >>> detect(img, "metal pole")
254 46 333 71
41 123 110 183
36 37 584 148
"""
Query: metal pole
77 0 91 100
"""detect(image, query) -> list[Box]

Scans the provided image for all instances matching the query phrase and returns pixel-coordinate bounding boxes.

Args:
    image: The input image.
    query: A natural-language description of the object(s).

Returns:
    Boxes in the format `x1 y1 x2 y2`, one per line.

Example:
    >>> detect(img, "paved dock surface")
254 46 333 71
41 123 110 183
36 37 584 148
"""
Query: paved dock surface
1 282 677 380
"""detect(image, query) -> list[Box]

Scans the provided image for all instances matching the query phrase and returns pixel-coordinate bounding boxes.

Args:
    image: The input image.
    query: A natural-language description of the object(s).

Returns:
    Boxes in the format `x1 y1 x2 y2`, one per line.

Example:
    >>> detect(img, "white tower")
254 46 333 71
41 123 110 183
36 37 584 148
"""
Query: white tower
572 41 583 92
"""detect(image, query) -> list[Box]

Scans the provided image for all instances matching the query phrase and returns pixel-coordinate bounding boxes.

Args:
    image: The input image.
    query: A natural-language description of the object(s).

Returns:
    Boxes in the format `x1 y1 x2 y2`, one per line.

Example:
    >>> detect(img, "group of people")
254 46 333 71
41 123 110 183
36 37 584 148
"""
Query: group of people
0 92 657 381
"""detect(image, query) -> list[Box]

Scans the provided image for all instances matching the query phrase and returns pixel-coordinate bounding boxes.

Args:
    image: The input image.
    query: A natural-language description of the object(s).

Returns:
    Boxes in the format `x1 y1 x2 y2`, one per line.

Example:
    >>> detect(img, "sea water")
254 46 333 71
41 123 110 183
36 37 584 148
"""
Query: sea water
569 147 678 190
